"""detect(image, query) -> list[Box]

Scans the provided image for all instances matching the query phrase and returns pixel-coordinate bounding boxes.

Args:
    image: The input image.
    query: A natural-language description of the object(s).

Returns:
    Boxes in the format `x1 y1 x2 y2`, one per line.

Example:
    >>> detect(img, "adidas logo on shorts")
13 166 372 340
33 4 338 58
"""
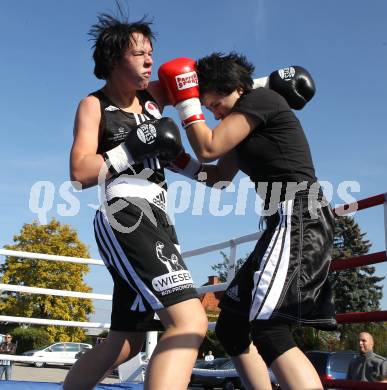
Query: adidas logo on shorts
153 191 166 211
226 285 240 302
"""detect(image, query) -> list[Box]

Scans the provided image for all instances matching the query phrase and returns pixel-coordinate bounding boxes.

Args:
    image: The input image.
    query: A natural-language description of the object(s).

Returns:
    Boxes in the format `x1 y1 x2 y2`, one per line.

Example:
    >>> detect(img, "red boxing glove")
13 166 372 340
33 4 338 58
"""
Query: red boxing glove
158 58 205 128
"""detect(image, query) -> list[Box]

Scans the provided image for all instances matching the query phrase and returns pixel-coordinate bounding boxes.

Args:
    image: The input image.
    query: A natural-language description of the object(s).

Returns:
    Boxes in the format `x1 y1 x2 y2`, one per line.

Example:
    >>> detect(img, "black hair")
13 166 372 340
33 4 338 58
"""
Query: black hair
89 9 155 80
196 52 255 96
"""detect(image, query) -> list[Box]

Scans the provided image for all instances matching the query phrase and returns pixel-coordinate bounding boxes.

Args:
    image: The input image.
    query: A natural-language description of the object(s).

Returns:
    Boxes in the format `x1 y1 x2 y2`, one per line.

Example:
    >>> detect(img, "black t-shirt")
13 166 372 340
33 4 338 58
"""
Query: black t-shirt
232 88 317 185
91 89 166 187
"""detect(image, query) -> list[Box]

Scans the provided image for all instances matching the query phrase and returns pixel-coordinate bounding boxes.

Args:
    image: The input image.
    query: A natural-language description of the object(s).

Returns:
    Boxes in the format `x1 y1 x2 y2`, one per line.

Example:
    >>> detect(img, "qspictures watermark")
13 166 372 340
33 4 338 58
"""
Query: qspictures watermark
28 173 361 230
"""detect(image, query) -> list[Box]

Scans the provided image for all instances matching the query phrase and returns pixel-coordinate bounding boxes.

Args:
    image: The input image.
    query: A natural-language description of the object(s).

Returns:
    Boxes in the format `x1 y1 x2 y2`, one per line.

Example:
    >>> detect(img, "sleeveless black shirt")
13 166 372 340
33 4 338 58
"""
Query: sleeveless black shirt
90 89 167 188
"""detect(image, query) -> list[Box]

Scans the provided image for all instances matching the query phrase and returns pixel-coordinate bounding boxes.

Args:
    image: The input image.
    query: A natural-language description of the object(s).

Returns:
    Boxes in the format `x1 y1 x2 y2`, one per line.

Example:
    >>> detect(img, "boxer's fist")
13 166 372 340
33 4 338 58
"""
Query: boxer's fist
158 58 199 105
104 117 183 175
268 66 315 110
126 117 183 162
158 58 204 128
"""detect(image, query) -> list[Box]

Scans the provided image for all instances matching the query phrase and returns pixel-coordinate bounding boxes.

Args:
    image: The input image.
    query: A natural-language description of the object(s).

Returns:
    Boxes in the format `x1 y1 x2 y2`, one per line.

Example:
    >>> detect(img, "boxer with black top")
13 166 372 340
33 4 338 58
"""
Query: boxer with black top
64 14 208 390
159 53 336 390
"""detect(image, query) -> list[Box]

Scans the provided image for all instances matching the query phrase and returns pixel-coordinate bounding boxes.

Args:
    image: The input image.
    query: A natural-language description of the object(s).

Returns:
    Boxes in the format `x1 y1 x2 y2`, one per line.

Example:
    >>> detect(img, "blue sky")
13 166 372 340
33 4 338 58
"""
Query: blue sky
1 0 386 323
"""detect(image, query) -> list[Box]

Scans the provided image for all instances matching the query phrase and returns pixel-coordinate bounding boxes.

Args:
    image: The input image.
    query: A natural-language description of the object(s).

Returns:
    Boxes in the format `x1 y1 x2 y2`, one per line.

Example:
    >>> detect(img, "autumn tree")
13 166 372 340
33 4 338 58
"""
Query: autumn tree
330 215 385 349
0 219 94 342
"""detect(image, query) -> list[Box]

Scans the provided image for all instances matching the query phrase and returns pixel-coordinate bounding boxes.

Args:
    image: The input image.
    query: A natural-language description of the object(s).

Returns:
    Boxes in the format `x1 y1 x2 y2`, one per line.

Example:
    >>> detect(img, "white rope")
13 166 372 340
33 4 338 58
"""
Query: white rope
0 282 225 300
0 354 76 365
197 283 228 294
0 232 261 266
0 249 103 265
182 232 261 258
0 315 110 329
0 314 217 332
0 283 112 300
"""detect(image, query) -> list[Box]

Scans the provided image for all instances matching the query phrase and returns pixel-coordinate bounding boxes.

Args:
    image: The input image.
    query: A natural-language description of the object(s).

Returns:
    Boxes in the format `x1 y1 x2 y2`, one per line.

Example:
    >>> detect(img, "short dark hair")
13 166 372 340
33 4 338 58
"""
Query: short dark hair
89 13 155 80
196 52 255 96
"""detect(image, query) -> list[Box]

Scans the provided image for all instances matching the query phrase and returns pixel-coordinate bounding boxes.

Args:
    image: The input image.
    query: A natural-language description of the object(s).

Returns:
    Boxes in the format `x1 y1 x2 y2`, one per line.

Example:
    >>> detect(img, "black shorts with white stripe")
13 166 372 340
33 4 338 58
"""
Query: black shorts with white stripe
94 197 198 332
219 190 337 331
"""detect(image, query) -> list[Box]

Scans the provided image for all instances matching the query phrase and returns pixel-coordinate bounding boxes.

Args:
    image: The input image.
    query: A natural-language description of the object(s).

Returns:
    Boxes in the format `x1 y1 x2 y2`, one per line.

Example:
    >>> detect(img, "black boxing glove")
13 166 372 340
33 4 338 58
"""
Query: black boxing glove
253 66 316 110
103 117 183 175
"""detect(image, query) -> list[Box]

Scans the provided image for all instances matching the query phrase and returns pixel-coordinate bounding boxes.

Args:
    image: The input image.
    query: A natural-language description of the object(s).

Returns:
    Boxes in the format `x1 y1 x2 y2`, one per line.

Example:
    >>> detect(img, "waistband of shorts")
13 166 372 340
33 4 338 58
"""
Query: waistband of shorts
103 177 167 212
255 181 324 203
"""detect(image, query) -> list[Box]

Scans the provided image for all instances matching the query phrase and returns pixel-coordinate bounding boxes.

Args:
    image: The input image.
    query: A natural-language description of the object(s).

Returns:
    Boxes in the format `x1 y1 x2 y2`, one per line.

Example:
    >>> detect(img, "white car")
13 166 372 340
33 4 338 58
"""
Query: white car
22 342 92 367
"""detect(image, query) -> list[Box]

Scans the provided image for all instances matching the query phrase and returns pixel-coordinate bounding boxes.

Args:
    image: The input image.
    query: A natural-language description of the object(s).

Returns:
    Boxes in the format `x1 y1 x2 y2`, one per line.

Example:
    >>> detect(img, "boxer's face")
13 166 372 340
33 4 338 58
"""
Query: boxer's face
202 89 243 121
114 32 153 89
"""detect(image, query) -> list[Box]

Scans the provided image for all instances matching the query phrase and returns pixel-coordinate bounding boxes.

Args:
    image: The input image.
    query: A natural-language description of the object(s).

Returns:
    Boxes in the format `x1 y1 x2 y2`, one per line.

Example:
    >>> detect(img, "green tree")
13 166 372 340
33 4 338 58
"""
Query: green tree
331 216 384 313
330 215 385 348
0 219 94 343
10 326 51 354
211 251 248 282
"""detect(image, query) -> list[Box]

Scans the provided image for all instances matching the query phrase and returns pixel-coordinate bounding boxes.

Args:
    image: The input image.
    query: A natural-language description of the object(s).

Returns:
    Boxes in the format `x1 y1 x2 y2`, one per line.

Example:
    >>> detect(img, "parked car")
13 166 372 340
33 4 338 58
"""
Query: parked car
305 350 359 381
22 342 92 367
190 358 235 389
189 357 279 390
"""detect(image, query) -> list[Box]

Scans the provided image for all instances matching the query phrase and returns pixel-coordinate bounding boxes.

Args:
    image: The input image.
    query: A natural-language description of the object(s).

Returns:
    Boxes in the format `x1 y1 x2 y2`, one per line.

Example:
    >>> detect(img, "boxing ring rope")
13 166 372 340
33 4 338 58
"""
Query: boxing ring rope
0 193 386 388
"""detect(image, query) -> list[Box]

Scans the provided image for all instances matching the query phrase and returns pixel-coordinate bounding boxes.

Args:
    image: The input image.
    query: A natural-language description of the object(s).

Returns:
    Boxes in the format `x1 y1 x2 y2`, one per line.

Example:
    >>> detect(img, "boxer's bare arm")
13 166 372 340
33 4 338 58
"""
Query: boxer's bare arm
70 96 111 189
187 112 260 161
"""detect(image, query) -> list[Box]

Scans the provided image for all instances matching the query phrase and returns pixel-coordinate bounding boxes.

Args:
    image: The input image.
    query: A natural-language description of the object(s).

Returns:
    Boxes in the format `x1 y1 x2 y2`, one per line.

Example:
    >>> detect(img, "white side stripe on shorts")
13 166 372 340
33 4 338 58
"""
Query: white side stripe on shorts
249 200 293 321
94 211 139 298
95 209 164 311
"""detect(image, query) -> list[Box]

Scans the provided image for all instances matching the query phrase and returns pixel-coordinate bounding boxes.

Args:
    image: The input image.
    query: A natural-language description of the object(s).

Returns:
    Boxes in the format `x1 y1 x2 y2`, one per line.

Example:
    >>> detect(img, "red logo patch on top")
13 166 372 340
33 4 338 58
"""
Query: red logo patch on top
145 100 162 119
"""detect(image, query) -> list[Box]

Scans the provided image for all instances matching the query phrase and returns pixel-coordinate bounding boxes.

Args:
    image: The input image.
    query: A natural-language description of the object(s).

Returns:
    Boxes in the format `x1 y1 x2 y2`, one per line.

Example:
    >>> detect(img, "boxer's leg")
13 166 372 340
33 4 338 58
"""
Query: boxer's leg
249 320 322 390
100 202 207 390
216 310 273 389
271 347 323 390
214 225 279 389
63 330 145 390
248 194 331 390
144 298 208 390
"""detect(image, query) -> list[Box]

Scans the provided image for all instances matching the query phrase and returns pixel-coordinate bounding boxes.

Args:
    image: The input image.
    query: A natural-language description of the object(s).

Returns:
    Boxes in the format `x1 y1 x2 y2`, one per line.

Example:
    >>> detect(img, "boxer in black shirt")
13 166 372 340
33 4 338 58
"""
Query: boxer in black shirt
160 52 336 390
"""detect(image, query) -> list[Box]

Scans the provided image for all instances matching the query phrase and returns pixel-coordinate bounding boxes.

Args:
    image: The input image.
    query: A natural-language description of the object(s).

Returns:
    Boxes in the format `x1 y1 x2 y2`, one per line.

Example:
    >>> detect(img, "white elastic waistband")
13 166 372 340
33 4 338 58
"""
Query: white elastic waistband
104 177 167 212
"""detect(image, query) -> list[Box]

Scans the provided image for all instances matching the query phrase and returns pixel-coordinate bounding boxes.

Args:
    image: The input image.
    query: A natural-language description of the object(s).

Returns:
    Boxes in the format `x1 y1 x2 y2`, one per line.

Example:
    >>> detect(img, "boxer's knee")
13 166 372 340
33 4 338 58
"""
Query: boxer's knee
215 310 251 357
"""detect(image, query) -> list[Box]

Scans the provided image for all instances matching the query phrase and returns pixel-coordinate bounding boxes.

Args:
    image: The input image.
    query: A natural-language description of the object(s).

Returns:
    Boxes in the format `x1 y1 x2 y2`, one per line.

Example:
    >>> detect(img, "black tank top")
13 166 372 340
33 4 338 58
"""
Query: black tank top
90 89 167 188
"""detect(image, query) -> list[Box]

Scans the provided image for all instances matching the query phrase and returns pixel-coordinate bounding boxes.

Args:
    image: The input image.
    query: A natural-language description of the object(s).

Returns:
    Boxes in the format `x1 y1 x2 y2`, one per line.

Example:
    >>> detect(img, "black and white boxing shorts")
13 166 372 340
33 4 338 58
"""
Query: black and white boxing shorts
220 189 337 331
93 178 198 332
